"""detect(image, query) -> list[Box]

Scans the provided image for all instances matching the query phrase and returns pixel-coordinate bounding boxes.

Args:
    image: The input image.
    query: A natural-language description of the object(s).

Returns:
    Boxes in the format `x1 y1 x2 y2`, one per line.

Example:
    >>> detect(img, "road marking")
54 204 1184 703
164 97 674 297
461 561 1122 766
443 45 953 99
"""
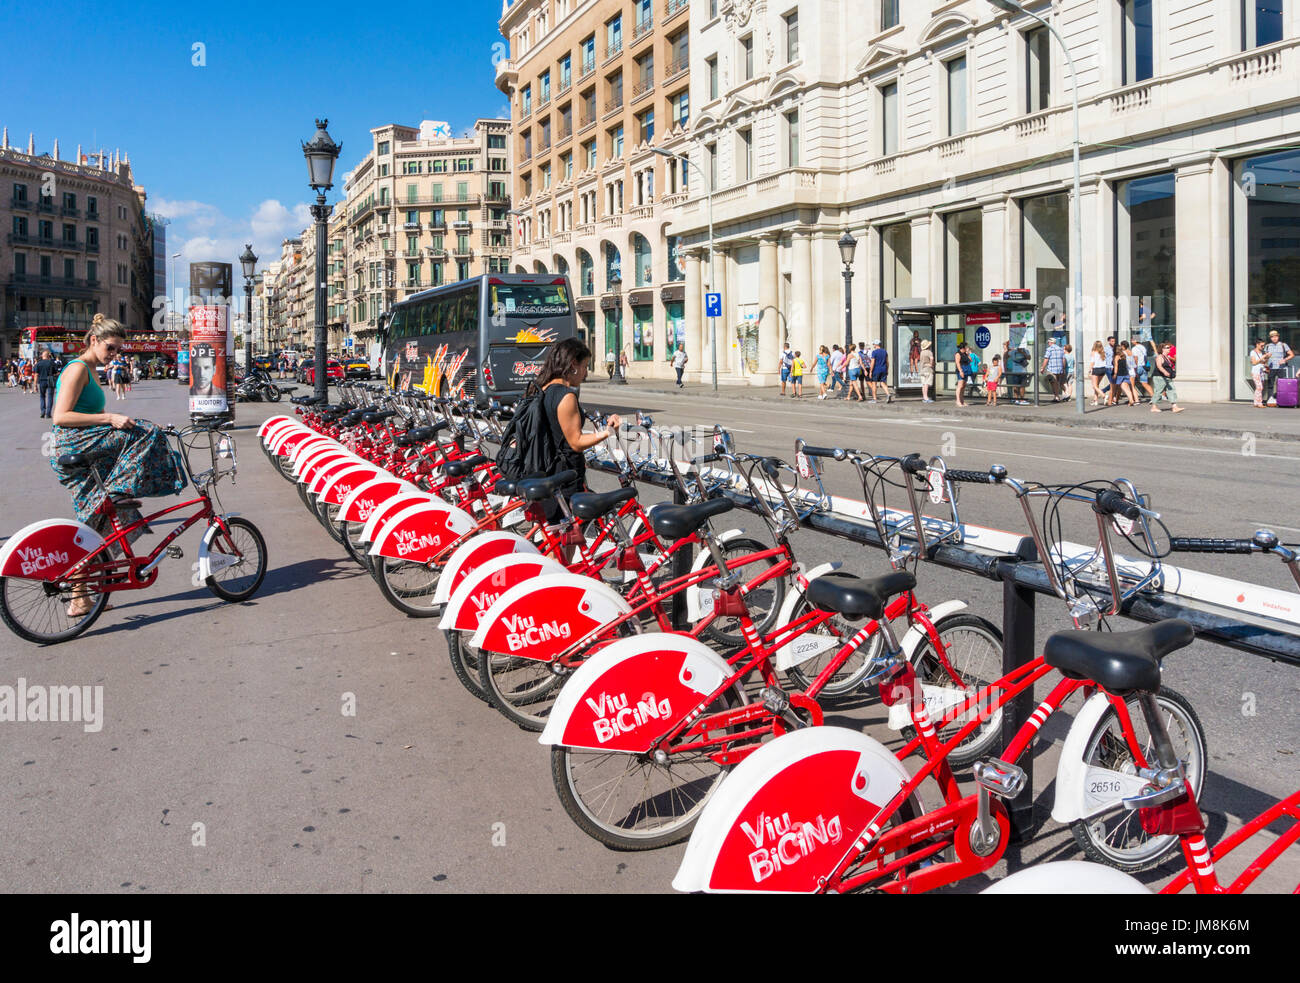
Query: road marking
1246 520 1300 534
961 447 1089 464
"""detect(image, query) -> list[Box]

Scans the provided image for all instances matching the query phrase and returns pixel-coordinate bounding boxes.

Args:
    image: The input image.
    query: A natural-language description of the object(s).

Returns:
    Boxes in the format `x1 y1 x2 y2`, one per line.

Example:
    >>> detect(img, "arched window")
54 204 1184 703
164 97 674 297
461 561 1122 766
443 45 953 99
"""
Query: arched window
604 242 622 290
632 233 652 287
534 260 548 275
577 249 594 295
554 255 569 276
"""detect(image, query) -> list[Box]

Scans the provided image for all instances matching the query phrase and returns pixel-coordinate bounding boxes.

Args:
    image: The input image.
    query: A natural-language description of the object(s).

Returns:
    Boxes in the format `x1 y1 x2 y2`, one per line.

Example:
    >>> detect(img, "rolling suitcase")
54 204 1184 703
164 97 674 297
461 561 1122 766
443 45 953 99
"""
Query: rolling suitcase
1277 375 1299 408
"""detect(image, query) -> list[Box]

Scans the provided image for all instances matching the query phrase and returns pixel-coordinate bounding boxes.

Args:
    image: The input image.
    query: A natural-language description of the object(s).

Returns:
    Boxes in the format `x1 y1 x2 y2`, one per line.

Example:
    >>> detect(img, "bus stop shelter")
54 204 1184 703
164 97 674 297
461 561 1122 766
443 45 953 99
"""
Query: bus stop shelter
887 299 1048 405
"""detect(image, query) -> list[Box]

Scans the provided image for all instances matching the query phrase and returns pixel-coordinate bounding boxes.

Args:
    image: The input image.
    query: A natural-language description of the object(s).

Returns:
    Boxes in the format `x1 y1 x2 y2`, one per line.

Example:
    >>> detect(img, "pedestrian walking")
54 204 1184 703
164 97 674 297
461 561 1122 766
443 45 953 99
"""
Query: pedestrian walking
1130 338 1154 402
829 345 846 395
36 349 57 418
1112 341 1138 406
815 346 830 399
1250 338 1268 408
672 345 688 389
845 342 863 400
605 350 615 380
1263 329 1294 406
1063 344 1076 401
790 351 805 397
1150 342 1184 413
919 339 935 403
868 340 892 403
779 342 794 396
618 349 629 381
1089 341 1108 405
1041 337 1066 402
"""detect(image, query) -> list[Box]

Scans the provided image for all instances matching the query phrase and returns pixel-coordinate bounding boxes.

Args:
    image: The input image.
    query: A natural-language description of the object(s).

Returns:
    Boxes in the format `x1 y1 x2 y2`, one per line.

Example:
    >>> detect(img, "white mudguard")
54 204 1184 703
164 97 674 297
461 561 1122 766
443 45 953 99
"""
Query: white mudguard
358 494 441 545
433 532 541 607
672 726 911 894
304 456 366 497
260 420 299 447
771 561 843 671
368 502 477 564
337 476 416 526
269 428 321 457
0 519 105 580
440 552 567 632
685 528 748 621
295 447 351 483
258 416 294 441
468 572 633 660
539 633 736 751
982 861 1151 894
197 514 245 580
1051 690 1153 824
318 465 387 507
290 435 342 467
310 460 375 500
886 599 978 731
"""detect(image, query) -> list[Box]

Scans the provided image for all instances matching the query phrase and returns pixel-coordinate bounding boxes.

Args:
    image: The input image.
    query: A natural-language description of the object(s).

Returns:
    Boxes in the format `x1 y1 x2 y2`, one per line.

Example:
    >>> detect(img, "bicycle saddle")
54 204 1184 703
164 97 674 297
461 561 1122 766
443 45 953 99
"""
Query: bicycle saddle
649 498 734 540
1043 619 1194 696
57 453 88 469
443 455 487 479
362 409 397 424
517 471 578 502
493 478 519 498
570 487 637 521
806 570 918 621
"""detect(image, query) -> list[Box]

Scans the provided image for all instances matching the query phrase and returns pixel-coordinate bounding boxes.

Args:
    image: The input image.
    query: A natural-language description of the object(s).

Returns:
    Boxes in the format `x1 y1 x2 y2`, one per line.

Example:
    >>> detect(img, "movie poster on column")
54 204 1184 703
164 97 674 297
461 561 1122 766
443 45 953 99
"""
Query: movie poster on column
189 304 228 415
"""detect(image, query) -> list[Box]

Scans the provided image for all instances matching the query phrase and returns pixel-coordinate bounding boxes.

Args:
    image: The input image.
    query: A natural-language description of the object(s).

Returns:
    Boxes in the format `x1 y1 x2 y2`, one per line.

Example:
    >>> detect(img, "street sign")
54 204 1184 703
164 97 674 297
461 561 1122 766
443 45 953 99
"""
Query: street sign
705 292 721 317
974 326 991 349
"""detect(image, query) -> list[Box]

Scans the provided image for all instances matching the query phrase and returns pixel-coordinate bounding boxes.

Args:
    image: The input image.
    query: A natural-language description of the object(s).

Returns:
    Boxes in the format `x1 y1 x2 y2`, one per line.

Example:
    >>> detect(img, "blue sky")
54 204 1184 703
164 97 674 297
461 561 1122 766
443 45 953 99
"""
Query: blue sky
0 0 510 297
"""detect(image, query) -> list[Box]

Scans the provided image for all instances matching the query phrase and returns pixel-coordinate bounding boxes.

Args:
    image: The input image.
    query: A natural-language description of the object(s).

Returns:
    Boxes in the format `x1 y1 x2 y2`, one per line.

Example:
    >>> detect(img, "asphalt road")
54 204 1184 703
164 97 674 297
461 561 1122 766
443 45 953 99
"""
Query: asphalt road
0 380 1296 894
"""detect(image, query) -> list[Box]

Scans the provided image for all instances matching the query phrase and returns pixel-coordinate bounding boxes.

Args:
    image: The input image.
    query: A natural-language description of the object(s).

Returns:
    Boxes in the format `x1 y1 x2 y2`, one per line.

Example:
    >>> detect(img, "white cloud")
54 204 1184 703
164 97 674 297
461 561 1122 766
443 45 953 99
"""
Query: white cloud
164 197 316 294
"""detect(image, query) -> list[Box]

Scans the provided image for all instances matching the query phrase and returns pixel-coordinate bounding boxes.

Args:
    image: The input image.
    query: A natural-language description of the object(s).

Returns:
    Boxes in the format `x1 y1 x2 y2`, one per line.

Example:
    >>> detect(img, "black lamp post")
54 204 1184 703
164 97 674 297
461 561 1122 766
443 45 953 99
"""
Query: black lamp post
240 244 257 376
609 271 625 384
302 118 342 402
838 231 857 352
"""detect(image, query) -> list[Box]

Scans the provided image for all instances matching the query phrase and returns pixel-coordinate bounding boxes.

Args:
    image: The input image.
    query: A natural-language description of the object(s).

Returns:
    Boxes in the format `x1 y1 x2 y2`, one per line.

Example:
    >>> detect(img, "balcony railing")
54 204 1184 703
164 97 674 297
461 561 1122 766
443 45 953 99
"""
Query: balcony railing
603 97 624 119
665 0 688 20
452 220 473 229
61 206 79 217
85 241 99 253
664 55 688 83
557 77 572 96
579 59 596 81
605 40 623 63
556 125 573 144
632 75 655 100
10 197 30 210
539 91 551 109
632 17 653 42
578 113 596 132
538 137 551 153
403 221 422 230
453 246 474 258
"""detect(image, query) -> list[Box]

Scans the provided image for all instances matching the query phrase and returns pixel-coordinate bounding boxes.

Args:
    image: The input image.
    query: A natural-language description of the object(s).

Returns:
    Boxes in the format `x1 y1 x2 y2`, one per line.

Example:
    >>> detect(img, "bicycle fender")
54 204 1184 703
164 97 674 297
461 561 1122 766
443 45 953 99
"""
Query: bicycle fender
672 727 910 894
281 431 334 461
434 532 541 607
318 464 387 506
297 448 354 485
685 528 747 621
468 573 633 660
538 633 735 751
337 476 418 525
270 428 323 457
772 561 843 671
982 860 1151 895
290 443 344 479
0 519 105 580
306 457 368 497
886 600 973 730
1050 691 1153 824
198 514 245 580
257 416 294 440
439 552 566 632
260 420 300 447
358 494 441 544
368 502 477 563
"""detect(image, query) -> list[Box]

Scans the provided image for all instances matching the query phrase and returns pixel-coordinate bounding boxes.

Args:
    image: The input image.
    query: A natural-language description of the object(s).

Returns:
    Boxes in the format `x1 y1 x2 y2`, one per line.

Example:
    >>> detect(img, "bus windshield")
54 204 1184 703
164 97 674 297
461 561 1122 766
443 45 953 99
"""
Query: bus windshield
489 282 570 317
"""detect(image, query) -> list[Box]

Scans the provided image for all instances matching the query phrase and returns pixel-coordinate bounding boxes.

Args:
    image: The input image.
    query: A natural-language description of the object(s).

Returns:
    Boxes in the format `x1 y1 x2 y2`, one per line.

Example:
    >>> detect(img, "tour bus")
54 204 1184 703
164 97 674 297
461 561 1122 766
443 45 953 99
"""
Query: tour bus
373 273 575 404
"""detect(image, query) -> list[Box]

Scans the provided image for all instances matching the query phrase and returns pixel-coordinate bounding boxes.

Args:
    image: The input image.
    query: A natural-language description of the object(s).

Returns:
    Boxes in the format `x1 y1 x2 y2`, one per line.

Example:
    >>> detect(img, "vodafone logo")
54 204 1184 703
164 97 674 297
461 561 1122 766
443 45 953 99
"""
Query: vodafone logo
739 810 844 884
17 546 71 577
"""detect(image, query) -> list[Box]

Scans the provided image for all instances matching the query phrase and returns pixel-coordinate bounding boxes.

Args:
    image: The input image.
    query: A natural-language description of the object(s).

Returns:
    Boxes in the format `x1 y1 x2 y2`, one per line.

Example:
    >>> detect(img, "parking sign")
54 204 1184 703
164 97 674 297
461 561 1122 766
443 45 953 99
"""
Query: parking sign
706 293 722 318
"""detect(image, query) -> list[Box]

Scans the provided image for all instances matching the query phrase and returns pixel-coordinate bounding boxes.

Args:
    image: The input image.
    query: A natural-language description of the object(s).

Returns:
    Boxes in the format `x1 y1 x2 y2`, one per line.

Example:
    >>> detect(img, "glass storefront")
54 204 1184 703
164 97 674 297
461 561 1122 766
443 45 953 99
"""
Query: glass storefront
938 209 983 392
665 301 684 359
1235 149 1300 399
604 309 622 373
631 305 654 360
880 222 915 388
1118 172 1176 348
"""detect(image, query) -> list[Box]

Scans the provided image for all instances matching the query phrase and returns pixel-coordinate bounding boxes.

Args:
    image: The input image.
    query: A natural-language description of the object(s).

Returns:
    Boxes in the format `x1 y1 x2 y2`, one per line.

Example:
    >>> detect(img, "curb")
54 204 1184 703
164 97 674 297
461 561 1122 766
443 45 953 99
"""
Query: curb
589 382 1300 444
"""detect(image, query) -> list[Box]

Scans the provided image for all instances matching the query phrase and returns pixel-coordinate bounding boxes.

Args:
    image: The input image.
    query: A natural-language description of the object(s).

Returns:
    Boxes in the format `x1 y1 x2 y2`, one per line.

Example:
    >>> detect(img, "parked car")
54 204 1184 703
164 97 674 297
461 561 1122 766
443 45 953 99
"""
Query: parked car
301 358 345 385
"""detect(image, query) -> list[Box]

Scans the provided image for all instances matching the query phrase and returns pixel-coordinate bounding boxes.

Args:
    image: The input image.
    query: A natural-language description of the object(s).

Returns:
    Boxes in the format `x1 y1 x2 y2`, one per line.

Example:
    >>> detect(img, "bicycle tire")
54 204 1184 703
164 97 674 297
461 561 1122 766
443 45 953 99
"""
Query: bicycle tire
445 629 491 704
374 556 444 618
903 612 1005 769
0 575 108 644
781 592 887 703
336 518 373 572
479 650 570 731
1069 686 1207 872
204 518 269 602
316 496 347 544
697 537 787 650
550 686 746 851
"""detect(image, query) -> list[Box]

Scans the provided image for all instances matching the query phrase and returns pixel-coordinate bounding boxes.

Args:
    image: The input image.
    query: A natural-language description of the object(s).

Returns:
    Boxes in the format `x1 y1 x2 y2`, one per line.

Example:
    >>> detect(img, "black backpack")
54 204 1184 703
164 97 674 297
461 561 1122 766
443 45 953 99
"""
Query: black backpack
495 387 560 481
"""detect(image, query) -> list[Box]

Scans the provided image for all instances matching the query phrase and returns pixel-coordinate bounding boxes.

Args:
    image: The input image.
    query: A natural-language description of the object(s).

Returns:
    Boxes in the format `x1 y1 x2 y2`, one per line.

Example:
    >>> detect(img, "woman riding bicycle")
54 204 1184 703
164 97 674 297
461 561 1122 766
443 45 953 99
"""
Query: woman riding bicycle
50 314 179 615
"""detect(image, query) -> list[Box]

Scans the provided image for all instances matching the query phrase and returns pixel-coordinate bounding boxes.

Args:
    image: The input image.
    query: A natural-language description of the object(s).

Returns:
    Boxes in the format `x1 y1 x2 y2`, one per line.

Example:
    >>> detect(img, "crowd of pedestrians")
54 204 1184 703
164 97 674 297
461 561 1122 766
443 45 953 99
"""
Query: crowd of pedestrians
777 341 896 403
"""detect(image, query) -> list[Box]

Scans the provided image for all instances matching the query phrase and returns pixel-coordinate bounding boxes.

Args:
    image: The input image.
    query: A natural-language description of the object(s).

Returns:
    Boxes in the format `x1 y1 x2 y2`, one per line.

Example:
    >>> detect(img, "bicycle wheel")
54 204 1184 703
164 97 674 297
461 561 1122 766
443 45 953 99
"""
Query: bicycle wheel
479 650 569 731
336 518 373 572
204 518 268 602
697 538 787 650
905 613 1005 768
374 557 443 618
316 496 347 544
0 575 108 644
1070 686 1207 872
445 629 491 704
781 591 886 703
551 686 745 850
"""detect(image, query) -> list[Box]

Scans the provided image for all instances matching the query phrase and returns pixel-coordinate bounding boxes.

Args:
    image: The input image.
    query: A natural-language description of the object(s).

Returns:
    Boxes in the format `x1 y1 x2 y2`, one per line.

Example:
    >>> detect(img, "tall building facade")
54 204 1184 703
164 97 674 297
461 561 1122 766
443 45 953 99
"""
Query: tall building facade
497 0 693 378
1 132 156 359
665 0 1300 399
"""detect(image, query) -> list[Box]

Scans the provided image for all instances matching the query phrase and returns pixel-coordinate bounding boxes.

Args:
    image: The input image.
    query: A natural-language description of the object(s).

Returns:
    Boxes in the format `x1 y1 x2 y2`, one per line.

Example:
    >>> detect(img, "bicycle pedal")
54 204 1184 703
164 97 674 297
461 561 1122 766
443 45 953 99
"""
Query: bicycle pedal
972 758 1027 799
759 687 790 714
165 546 184 559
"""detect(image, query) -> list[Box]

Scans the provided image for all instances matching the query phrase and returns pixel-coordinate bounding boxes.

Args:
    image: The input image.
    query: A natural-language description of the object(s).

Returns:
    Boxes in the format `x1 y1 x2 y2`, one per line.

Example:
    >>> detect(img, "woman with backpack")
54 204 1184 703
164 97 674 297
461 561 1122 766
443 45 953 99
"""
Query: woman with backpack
1151 342 1184 413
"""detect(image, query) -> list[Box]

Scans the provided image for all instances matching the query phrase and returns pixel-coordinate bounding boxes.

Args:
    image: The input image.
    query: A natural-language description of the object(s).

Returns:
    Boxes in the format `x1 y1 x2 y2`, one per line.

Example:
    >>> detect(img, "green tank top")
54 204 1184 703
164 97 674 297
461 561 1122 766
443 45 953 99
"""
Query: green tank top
56 359 106 416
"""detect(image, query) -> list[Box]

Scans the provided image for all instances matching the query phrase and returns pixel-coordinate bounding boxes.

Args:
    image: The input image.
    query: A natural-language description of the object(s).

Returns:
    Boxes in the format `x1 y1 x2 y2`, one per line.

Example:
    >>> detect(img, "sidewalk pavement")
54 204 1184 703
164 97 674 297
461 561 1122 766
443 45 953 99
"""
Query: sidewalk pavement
590 376 1300 442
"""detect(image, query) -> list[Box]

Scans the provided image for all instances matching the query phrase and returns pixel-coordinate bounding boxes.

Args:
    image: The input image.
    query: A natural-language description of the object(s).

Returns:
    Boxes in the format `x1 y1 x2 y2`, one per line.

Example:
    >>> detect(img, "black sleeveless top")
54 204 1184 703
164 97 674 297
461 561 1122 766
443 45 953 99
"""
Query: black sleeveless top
541 383 586 492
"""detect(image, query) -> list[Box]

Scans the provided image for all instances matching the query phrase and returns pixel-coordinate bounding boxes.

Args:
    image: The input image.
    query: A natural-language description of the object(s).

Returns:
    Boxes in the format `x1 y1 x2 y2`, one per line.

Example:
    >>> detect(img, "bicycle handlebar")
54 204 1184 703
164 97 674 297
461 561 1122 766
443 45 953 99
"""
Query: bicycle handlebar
800 445 846 461
944 469 996 485
1169 537 1258 555
899 453 928 475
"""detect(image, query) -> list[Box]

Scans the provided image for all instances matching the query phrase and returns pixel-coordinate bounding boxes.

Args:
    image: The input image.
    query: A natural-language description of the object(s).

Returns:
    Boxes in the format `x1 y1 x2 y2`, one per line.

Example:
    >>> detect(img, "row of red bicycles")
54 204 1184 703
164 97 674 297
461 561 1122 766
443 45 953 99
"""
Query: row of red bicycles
262 383 1298 893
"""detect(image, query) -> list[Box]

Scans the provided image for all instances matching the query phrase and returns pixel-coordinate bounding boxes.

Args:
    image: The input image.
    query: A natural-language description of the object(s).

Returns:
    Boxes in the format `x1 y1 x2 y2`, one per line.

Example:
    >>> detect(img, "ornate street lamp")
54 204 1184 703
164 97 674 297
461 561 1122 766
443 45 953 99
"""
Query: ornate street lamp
838 230 857 352
302 118 342 401
240 243 257 376
609 270 625 384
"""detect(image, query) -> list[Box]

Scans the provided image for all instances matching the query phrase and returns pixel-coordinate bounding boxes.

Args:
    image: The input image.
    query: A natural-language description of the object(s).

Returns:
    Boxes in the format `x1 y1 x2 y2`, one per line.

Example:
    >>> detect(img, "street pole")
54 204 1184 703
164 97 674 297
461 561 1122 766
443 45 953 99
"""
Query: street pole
843 267 854 352
312 197 329 402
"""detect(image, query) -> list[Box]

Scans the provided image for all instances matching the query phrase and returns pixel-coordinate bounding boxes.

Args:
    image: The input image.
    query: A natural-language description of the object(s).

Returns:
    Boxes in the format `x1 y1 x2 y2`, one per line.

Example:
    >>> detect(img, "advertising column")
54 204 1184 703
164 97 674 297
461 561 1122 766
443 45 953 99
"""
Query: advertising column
188 261 234 421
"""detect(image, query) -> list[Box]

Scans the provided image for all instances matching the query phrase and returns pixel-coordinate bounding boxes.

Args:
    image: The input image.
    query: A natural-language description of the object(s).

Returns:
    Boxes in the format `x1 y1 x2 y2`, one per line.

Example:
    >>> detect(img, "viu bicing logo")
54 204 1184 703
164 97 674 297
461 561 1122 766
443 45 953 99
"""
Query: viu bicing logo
50 913 151 963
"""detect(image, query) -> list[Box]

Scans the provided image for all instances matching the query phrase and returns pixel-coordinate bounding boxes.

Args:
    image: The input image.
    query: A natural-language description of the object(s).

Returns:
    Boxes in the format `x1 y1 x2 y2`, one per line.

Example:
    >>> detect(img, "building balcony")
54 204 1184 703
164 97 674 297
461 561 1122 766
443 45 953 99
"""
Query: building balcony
404 279 423 288
519 148 532 163
403 221 422 230
427 248 448 260
485 190 511 204
85 241 99 253
631 17 653 43
664 0 688 22
556 125 573 144
538 138 551 153
557 77 572 97
61 206 79 218
520 105 532 122
10 196 31 210
36 198 54 213
453 247 474 259
86 209 99 221
664 55 688 84
539 92 551 109
604 40 623 63
578 114 596 133
452 220 473 229
427 220 448 231
6 273 97 297
602 98 624 120
579 60 596 82
632 76 654 101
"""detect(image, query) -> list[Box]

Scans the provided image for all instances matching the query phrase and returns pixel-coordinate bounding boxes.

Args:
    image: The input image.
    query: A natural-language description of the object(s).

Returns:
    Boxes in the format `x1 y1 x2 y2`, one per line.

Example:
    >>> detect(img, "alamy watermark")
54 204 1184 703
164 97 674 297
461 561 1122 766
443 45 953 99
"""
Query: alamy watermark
0 678 103 732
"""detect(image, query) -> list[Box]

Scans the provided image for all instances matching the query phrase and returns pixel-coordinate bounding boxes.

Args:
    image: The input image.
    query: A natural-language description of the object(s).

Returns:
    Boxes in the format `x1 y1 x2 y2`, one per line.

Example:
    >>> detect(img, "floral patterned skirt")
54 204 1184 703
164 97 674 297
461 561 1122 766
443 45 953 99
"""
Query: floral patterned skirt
51 422 179 533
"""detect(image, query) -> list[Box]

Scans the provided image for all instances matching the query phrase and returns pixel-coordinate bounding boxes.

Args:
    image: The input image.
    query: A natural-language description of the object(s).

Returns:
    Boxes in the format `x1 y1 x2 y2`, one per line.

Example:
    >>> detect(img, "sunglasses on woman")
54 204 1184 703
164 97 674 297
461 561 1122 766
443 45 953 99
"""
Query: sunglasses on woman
103 342 121 354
